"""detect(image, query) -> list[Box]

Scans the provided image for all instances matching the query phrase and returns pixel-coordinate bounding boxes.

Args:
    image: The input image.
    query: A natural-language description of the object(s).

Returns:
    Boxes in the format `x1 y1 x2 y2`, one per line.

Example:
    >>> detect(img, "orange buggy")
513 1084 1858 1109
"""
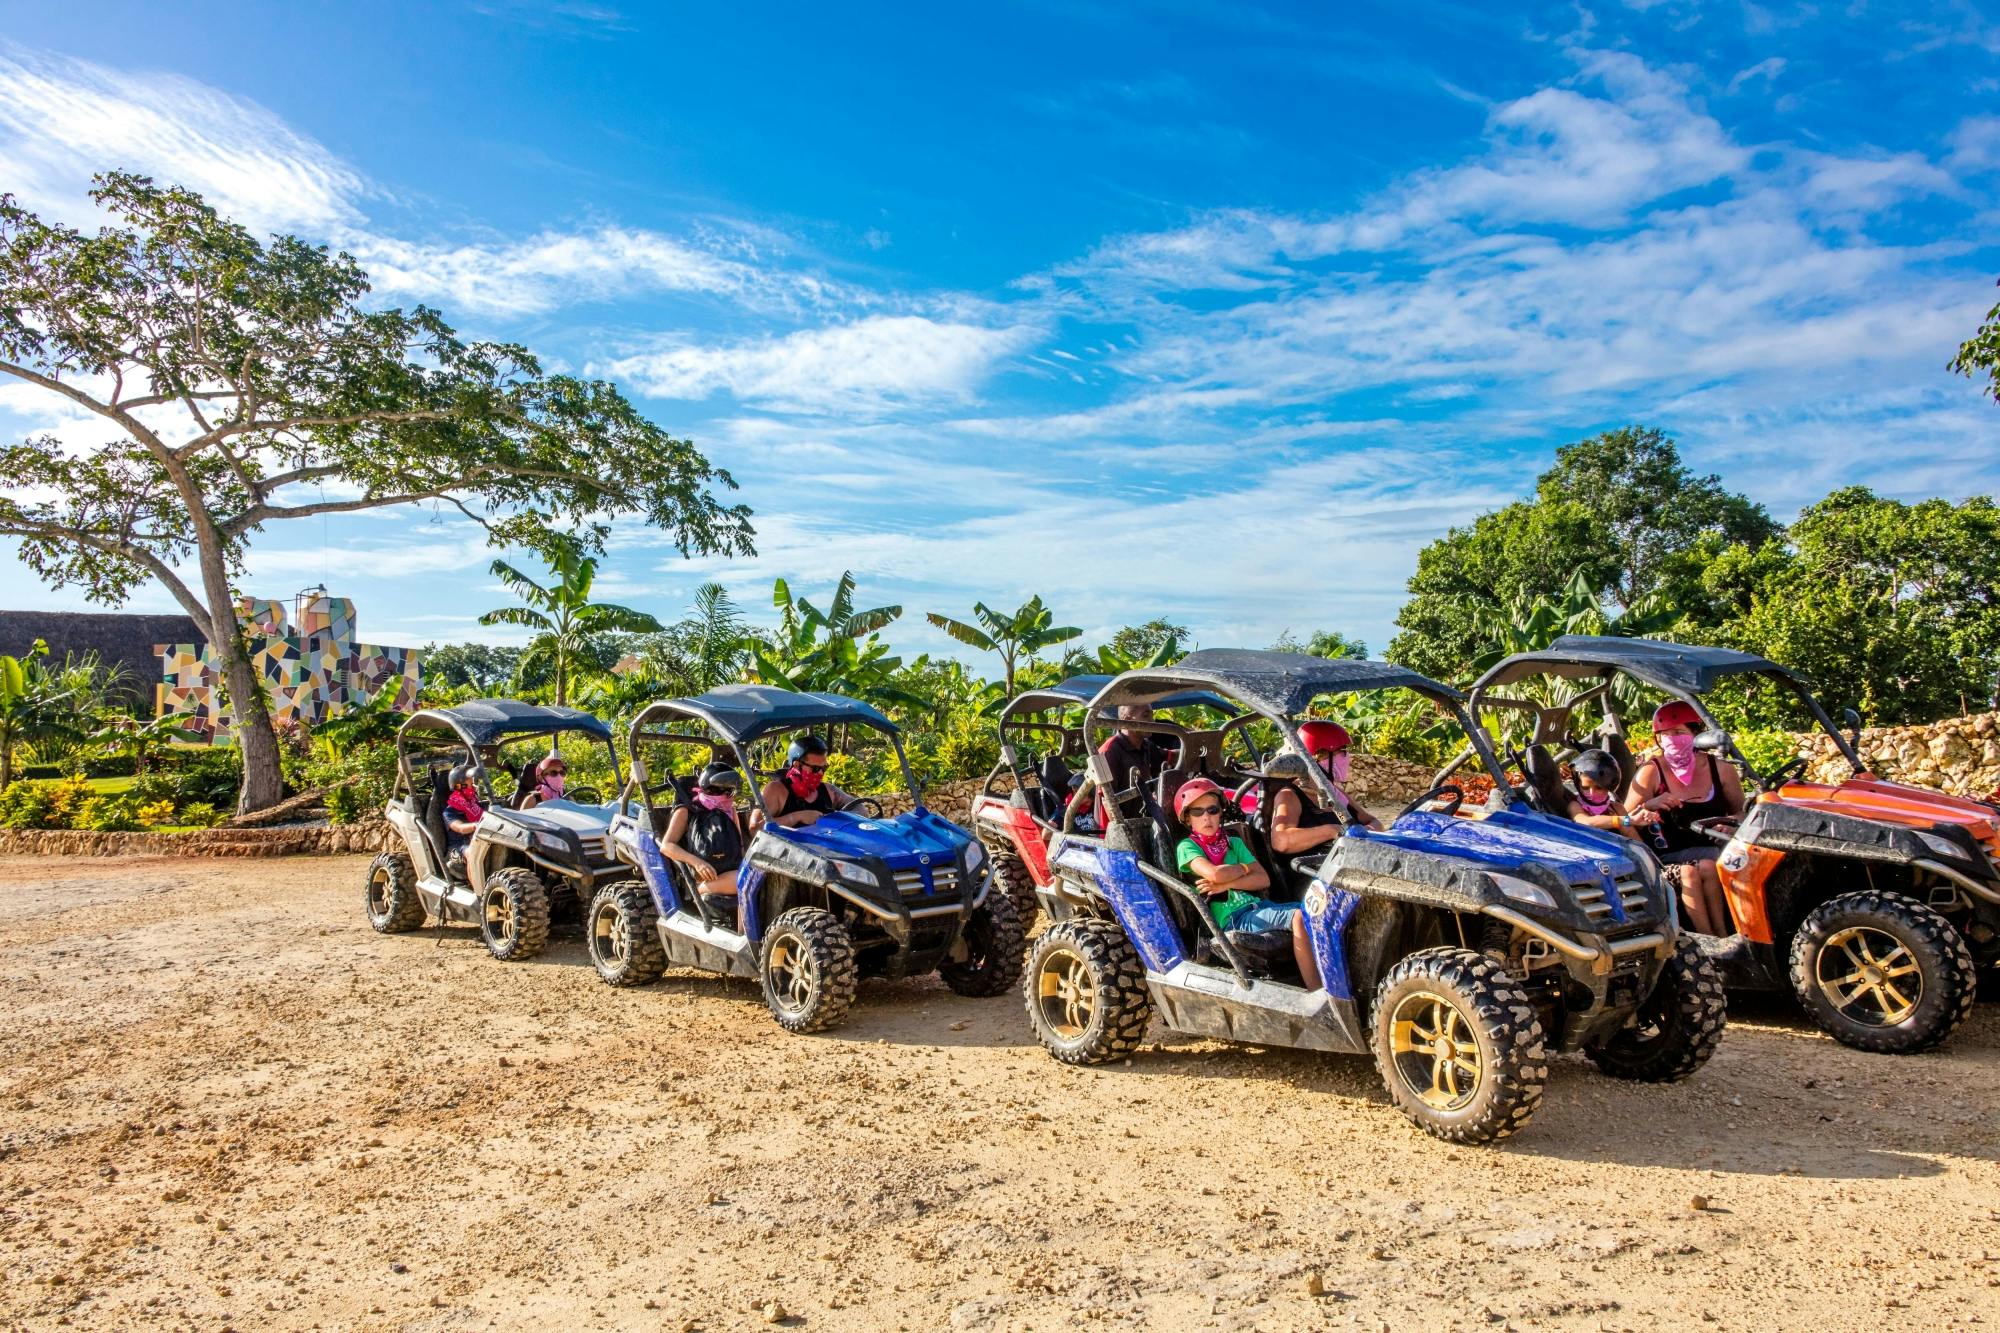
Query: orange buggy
1461 636 1997 1054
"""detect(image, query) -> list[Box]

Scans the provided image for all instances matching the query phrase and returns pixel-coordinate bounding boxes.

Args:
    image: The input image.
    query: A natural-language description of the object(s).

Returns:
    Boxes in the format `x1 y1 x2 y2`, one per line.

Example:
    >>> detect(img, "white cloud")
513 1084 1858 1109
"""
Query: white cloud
607 316 1041 414
0 42 364 232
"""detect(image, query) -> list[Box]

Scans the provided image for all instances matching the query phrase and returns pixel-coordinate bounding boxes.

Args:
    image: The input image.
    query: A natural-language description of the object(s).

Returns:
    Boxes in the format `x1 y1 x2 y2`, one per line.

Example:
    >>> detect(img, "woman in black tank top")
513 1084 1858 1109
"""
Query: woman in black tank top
759 734 854 828
1628 702 1747 936
661 763 747 923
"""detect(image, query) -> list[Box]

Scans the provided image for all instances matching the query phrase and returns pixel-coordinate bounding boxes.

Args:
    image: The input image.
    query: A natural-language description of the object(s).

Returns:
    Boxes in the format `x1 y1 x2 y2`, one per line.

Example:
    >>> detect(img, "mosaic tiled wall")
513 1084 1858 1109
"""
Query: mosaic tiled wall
155 593 421 745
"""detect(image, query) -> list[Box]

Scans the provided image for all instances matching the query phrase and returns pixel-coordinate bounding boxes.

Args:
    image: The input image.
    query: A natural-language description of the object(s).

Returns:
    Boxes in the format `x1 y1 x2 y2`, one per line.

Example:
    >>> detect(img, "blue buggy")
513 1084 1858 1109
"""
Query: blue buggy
597 685 1024 1032
1024 649 1724 1143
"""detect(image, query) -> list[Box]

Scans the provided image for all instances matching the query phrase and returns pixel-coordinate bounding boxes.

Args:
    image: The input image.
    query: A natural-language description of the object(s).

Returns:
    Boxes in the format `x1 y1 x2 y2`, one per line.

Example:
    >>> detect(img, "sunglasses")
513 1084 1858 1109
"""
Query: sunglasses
544 767 567 777
1185 802 1224 819
800 761 828 774
699 786 734 797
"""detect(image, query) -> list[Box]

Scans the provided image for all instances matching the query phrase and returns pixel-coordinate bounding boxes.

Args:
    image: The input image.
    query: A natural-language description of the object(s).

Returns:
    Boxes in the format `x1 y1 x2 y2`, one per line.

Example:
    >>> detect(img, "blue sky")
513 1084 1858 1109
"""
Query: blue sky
2 1 1997 666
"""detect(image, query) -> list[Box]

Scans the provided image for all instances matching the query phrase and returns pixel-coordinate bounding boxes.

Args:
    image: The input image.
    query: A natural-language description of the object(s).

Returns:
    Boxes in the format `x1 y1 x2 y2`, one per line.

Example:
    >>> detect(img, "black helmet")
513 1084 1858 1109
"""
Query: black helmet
448 762 480 788
1572 749 1621 790
698 762 743 792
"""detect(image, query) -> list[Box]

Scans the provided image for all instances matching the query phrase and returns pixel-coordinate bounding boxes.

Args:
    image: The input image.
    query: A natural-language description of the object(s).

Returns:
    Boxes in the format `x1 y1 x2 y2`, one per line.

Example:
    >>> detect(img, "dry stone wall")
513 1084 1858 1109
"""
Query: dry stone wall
1801 711 2000 799
0 820 394 859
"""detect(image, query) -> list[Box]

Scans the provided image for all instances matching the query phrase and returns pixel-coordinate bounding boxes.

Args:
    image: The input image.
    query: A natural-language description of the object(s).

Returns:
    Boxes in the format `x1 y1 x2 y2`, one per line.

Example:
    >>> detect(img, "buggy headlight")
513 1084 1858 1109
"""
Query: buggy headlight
962 840 987 873
1915 831 1972 861
832 859 882 889
532 831 570 853
1489 874 1555 908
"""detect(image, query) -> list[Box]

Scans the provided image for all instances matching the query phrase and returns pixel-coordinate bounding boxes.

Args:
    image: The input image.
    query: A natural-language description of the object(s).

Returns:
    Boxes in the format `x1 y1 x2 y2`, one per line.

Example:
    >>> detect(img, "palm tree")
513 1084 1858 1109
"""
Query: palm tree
750 573 930 722
478 539 663 707
655 582 749 694
925 595 1082 695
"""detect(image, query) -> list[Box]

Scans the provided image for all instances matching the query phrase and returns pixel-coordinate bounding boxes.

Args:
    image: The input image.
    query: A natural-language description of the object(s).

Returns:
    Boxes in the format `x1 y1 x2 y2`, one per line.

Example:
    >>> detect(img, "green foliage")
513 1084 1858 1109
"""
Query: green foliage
1717 488 2000 724
924 595 1080 694
751 573 929 717
422 641 524 693
0 639 83 789
1951 278 2000 405
480 534 664 707
1270 629 1368 659
170 750 246 809
0 173 752 814
307 743 401 824
1389 426 1774 681
75 794 142 832
1731 729 1800 777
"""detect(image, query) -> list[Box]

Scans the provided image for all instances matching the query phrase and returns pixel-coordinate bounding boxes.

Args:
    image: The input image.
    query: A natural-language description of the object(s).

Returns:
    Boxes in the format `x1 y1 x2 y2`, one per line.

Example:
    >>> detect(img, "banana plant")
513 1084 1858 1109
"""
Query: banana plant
478 536 663 707
924 595 1081 696
0 641 80 789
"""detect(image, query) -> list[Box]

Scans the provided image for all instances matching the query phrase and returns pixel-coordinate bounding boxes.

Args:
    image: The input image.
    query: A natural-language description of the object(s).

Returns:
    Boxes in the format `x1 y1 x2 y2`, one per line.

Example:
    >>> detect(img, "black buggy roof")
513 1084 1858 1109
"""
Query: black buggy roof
1095 648 1458 719
401 699 613 748
1003 674 1235 720
1474 635 1805 697
635 683 897 746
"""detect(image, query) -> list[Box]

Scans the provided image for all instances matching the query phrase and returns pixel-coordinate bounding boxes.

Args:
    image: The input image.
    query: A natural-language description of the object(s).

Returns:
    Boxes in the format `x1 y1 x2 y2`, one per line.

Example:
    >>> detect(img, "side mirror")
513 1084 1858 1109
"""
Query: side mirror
1693 728 1729 754
1841 707 1863 747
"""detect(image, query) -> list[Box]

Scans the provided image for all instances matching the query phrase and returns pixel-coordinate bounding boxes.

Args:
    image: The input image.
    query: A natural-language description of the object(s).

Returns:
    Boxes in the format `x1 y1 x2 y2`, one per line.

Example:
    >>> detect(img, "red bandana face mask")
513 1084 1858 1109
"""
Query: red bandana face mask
1189 827 1231 864
787 764 823 800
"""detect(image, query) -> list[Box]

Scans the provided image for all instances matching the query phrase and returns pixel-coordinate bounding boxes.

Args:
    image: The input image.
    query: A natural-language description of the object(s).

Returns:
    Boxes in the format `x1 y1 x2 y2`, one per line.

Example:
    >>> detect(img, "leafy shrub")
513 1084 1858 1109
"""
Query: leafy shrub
1731 728 1799 778
75 795 142 832
305 742 400 824
933 713 999 782
822 752 871 794
1365 708 1450 770
171 750 243 809
135 799 178 829
177 801 225 829
0 781 59 829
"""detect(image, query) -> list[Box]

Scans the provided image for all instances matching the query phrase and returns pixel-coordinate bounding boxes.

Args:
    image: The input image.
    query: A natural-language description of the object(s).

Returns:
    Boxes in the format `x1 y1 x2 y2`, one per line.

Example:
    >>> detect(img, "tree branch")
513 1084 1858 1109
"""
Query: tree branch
0 516 214 640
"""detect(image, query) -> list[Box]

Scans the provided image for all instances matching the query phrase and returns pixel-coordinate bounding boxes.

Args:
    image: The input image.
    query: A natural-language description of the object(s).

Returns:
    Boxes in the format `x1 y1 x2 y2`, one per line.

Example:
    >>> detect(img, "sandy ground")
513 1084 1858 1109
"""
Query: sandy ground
2 855 1999 1333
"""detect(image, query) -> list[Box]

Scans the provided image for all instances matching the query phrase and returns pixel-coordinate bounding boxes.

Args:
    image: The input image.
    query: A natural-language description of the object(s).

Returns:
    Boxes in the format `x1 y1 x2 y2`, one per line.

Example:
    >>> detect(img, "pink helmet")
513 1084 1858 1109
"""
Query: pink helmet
1172 777 1226 820
1297 720 1351 756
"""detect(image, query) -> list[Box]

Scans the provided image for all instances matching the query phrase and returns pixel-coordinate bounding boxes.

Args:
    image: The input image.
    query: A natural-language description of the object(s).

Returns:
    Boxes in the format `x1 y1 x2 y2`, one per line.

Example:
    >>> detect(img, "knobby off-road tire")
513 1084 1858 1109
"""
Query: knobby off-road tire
1023 919 1152 1065
1370 947 1548 1145
759 907 858 1034
990 847 1040 930
1788 889 1975 1054
587 882 666 988
363 851 426 933
939 883 1027 998
480 867 551 962
1586 936 1727 1082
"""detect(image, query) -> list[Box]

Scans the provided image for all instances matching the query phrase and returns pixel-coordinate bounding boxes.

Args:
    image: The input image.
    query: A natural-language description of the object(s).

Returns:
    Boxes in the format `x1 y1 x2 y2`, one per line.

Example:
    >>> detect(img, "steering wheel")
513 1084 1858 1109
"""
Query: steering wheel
1761 757 1807 790
566 785 603 805
838 796 885 818
1231 777 1258 812
1398 783 1464 820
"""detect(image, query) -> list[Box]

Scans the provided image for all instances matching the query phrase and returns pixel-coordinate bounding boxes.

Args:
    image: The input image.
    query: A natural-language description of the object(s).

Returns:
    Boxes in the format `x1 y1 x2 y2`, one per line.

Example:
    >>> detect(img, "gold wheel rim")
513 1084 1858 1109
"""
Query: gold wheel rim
1036 948 1096 1040
483 886 514 944
591 899 625 967
1816 925 1922 1026
367 866 391 917
768 934 816 1014
1388 992 1483 1112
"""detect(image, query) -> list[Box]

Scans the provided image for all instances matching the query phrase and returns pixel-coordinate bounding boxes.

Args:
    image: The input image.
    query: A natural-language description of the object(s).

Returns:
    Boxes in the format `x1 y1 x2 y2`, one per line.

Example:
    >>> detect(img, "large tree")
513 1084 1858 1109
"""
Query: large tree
1718 488 2000 723
0 175 752 812
1389 426 1774 681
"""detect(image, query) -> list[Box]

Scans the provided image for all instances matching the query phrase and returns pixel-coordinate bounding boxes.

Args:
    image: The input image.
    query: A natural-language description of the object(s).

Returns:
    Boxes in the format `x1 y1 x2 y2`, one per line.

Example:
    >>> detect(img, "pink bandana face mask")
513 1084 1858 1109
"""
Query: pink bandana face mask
693 790 735 813
538 772 566 798
1659 733 1698 785
1319 752 1352 786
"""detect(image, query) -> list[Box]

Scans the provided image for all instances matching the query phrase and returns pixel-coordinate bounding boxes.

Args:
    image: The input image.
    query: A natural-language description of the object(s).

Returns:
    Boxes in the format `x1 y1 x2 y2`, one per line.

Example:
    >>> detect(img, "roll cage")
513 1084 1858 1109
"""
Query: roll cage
620 683 921 811
394 699 623 805
1461 634 1865 795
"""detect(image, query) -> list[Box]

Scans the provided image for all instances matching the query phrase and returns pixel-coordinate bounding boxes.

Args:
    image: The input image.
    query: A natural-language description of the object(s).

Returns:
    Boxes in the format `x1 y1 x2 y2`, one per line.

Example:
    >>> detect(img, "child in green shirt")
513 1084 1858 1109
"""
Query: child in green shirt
1172 778 1321 989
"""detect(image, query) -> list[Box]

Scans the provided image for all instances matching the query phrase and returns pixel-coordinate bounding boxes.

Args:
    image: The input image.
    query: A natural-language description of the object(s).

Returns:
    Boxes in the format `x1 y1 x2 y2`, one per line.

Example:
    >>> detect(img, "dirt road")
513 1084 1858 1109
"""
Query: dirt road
2 854 1998 1332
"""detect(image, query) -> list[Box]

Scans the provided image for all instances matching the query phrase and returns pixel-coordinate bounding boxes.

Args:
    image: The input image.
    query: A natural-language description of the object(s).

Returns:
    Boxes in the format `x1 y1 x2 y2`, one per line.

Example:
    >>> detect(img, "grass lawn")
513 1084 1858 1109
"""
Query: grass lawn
82 775 138 795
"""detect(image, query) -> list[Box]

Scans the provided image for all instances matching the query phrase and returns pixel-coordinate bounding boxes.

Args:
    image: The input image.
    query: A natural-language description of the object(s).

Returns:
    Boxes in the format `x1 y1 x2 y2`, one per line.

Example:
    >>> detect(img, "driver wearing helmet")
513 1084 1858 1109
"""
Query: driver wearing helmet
1173 778 1321 989
518 752 568 809
760 734 855 828
1627 701 1745 936
1289 720 1383 836
442 763 486 878
664 762 749 923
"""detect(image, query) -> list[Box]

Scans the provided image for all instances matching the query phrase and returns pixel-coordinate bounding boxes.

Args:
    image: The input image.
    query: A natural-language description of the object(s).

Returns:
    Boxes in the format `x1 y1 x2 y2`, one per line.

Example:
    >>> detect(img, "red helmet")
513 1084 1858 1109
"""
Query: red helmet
1652 701 1702 733
1297 720 1352 756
